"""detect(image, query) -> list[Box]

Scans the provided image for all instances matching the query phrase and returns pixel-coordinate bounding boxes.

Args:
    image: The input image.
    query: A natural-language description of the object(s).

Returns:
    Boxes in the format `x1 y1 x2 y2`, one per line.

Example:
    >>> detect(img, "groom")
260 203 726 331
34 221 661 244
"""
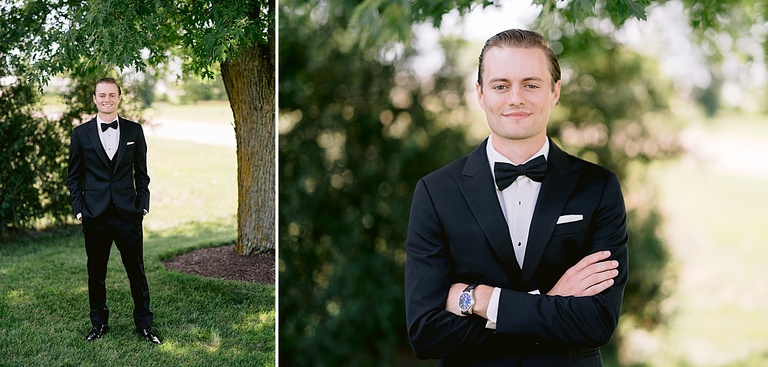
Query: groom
405 29 628 366
67 77 161 345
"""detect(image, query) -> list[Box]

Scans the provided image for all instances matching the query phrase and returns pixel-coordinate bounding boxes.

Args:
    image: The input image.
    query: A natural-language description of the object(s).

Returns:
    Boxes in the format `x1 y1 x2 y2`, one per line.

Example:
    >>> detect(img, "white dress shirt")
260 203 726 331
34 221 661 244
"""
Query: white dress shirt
97 116 120 160
484 135 549 329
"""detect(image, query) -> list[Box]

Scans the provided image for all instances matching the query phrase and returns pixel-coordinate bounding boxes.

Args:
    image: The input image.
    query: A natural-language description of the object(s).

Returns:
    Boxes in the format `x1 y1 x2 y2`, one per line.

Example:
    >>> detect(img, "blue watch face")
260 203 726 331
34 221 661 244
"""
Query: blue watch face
459 292 472 310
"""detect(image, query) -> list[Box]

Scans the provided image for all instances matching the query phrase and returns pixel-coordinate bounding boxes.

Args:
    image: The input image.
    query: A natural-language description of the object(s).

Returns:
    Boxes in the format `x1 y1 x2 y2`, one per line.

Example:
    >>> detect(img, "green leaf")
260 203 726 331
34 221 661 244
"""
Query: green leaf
621 0 648 21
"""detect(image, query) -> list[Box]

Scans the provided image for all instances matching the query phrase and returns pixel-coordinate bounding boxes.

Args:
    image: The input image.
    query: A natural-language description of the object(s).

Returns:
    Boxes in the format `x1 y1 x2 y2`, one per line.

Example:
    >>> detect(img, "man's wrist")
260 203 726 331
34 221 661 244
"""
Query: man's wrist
472 285 494 319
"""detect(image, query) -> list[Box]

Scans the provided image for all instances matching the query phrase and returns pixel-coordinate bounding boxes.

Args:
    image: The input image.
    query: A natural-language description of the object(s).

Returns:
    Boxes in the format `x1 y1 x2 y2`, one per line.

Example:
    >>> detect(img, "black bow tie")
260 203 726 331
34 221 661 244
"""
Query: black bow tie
494 155 548 190
101 120 117 132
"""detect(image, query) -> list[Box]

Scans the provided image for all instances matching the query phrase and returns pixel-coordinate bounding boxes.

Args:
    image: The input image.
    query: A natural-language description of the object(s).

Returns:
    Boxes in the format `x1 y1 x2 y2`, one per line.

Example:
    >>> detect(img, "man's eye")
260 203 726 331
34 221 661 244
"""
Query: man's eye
492 85 507 91
525 84 540 89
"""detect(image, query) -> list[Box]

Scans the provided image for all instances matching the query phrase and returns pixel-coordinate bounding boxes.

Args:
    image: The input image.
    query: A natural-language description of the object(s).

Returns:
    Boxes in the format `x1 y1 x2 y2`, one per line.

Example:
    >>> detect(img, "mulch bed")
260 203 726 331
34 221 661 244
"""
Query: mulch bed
162 244 275 285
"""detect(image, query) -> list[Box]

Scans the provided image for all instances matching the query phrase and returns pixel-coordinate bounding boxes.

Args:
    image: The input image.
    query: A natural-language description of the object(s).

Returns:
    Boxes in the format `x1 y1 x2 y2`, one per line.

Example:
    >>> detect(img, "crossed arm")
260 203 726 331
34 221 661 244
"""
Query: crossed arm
445 250 620 319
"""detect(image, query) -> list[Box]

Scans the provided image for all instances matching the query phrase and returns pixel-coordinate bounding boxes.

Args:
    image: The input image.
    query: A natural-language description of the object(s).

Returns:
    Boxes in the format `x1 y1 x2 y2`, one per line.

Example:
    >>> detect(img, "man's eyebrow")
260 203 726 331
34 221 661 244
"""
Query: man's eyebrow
488 77 511 84
522 76 545 83
487 76 545 83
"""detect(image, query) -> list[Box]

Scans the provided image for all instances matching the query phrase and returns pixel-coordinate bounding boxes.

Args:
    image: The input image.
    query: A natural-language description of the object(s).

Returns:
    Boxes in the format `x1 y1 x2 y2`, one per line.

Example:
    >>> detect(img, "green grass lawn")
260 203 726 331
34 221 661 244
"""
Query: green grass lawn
143 136 238 231
638 113 768 367
0 136 274 366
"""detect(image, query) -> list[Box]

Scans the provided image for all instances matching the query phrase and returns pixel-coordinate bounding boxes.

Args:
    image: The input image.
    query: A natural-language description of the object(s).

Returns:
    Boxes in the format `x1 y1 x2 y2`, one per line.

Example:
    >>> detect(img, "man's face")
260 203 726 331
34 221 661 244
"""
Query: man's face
93 82 121 115
476 46 560 144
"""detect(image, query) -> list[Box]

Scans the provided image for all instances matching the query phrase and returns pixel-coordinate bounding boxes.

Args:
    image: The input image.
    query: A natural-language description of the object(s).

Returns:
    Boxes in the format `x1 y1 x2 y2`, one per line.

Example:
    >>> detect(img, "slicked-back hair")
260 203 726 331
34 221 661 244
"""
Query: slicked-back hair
94 77 122 96
477 29 561 90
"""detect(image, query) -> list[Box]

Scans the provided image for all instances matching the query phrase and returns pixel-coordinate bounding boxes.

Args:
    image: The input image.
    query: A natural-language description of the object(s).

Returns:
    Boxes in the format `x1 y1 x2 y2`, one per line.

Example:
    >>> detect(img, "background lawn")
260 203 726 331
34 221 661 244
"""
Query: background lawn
0 130 275 366
622 113 768 366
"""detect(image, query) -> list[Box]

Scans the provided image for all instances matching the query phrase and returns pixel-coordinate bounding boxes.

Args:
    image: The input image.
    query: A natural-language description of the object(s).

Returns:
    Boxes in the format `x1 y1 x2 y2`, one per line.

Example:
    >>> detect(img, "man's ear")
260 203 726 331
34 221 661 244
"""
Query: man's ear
551 80 561 106
475 82 485 109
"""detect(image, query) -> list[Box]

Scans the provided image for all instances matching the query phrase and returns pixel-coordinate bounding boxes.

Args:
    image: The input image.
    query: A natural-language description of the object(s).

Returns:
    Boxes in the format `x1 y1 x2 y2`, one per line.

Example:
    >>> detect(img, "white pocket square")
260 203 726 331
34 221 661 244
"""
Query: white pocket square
127 141 135 145
557 214 583 224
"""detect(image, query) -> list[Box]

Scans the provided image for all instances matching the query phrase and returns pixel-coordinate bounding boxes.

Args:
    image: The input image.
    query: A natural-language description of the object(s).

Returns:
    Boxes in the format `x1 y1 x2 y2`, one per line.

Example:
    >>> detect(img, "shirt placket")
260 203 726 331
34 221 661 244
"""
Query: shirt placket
511 178 534 268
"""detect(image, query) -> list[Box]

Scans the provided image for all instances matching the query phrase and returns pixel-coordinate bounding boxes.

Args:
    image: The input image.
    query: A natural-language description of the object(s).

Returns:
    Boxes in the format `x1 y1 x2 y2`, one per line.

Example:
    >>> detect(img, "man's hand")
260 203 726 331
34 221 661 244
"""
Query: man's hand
547 251 618 297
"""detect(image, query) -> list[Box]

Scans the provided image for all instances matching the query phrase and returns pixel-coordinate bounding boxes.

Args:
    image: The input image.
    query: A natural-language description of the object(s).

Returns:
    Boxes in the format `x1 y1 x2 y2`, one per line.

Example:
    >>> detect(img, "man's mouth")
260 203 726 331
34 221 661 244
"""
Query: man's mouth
503 111 531 118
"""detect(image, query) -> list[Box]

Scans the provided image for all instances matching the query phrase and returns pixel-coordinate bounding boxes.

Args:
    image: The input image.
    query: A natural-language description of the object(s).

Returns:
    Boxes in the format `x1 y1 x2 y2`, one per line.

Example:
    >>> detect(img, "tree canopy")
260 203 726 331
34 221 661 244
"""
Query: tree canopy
3 0 270 83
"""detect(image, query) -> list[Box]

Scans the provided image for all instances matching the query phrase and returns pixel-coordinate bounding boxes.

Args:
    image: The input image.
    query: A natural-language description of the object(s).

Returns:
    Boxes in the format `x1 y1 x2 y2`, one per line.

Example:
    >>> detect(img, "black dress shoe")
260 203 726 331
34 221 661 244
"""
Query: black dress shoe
136 328 162 345
85 324 109 341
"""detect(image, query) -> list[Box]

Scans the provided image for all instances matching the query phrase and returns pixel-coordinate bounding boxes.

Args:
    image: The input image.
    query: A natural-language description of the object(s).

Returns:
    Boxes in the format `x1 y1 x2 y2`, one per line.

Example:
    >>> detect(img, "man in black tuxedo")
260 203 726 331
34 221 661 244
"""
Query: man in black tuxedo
67 77 161 345
405 29 628 366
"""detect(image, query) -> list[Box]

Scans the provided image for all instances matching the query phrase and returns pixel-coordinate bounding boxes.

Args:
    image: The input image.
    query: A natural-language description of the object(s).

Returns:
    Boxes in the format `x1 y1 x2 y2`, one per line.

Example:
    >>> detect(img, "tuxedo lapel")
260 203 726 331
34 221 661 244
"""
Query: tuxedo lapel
113 118 130 171
85 118 111 170
456 139 522 280
521 140 579 284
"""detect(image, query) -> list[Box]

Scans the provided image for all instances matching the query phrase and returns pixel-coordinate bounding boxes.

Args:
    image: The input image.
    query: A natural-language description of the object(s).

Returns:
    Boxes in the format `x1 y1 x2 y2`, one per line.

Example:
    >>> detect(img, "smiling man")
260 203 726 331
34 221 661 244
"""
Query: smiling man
67 77 161 345
405 29 628 366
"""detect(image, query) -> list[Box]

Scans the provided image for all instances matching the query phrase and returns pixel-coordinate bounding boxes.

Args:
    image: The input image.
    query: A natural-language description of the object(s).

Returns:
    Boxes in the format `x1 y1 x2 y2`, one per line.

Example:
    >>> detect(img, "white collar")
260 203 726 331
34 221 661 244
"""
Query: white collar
486 135 549 166
96 115 120 125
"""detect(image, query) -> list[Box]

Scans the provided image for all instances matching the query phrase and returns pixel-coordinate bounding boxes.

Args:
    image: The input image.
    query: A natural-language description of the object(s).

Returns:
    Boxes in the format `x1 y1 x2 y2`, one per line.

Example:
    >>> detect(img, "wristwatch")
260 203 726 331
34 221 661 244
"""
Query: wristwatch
458 283 478 316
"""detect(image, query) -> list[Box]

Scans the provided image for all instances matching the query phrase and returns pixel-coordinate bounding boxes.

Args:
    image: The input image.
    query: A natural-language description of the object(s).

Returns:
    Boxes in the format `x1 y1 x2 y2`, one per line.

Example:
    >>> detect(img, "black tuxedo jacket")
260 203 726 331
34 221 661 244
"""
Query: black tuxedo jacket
67 117 150 224
405 138 628 367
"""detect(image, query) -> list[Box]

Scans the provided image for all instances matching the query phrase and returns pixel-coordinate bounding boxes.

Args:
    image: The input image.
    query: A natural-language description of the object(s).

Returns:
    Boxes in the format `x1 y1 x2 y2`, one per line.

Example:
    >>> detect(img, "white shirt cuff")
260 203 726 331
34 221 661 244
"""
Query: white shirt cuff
485 288 541 330
485 287 502 329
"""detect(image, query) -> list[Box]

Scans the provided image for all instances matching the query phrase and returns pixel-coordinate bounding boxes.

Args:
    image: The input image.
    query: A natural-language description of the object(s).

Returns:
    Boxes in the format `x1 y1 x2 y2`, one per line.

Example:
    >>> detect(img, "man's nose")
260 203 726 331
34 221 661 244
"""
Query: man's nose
507 87 525 106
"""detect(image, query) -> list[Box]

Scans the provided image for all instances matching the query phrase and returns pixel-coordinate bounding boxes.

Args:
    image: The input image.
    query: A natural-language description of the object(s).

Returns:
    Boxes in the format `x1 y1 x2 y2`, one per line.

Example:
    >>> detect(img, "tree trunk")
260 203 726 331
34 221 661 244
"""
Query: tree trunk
220 37 275 255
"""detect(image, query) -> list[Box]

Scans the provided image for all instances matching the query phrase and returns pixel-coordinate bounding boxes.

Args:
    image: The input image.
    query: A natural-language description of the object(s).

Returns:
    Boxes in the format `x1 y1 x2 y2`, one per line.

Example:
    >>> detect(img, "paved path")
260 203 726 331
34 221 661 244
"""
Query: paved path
144 118 236 147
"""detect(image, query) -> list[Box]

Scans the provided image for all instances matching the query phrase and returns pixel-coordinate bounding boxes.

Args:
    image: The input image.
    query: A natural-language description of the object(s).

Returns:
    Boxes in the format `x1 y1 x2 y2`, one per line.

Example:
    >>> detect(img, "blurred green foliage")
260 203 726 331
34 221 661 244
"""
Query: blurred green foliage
179 72 229 104
279 1 681 366
278 3 473 366
0 78 70 236
341 0 652 51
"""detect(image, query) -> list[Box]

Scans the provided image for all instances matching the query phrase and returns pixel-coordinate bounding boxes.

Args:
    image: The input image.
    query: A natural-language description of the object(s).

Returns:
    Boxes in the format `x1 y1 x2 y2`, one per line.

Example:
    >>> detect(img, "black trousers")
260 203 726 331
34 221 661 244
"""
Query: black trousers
83 205 153 329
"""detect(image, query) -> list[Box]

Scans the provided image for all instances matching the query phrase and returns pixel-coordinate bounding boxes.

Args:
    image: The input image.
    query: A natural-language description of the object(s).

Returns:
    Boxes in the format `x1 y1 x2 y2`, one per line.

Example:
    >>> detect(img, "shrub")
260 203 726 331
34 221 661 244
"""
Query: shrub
0 80 70 238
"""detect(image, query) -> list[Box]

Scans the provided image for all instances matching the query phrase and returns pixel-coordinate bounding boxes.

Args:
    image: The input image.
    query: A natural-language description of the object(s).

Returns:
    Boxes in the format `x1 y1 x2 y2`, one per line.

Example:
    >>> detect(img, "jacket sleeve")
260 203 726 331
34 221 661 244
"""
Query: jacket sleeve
494 172 628 347
133 124 150 212
67 129 85 216
405 179 503 359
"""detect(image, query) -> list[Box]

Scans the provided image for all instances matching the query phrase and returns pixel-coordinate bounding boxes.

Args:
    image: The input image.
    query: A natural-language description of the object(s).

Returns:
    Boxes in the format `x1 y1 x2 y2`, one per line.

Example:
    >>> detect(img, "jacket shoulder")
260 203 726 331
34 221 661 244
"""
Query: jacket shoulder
420 154 469 185
560 151 619 187
73 118 96 132
119 117 142 128
571 153 615 175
